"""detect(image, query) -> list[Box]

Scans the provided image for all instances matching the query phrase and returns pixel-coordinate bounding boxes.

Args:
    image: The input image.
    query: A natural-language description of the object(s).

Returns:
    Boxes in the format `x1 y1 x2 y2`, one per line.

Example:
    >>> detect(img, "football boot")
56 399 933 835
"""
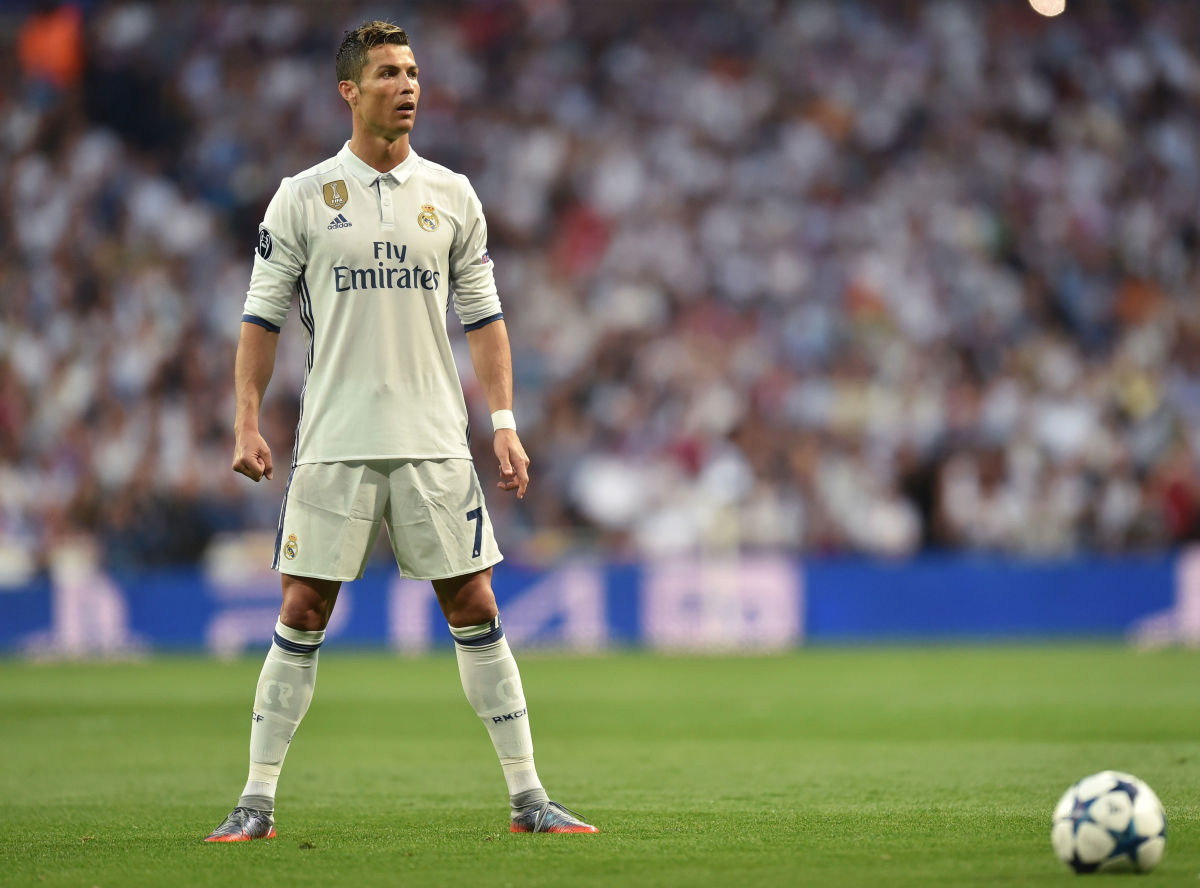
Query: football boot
204 806 276 842
511 800 598 834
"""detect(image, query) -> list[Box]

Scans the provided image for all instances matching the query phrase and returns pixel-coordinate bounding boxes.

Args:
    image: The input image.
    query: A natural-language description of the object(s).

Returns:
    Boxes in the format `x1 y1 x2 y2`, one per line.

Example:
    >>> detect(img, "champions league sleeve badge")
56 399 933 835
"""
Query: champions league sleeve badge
257 227 273 259
417 204 440 232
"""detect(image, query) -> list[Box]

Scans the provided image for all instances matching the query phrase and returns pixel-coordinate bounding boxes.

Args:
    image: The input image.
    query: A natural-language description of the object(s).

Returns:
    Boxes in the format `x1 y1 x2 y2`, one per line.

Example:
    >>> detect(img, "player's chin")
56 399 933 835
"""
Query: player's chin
375 120 413 140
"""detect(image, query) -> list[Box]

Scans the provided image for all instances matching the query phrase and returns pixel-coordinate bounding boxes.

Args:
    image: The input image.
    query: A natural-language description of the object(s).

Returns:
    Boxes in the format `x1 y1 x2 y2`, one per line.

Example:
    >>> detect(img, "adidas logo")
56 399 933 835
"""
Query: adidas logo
327 214 352 230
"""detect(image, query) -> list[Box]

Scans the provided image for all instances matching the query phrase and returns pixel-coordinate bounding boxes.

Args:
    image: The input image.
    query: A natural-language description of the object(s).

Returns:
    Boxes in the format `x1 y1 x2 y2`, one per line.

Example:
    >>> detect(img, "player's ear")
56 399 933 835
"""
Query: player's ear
338 79 358 107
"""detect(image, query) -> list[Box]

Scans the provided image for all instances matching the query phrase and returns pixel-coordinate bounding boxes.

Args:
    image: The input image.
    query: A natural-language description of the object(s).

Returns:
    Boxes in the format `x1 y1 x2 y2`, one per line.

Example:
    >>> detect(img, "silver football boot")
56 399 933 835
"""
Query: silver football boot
204 806 276 842
510 800 598 834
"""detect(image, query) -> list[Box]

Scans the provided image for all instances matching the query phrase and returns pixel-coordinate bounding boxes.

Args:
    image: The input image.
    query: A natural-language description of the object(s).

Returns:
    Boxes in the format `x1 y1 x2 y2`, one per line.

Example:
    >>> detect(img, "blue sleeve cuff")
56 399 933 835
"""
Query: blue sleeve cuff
242 314 281 333
463 312 503 332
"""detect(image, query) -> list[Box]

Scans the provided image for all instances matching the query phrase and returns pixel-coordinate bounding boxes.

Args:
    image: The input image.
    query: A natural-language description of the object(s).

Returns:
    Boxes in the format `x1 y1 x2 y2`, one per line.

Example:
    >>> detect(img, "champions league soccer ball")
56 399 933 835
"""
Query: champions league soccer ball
1050 771 1167 873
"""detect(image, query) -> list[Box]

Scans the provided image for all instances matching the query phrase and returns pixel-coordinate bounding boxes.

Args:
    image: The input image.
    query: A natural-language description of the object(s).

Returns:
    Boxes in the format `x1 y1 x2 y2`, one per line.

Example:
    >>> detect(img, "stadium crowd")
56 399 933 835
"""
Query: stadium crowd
3 0 1200 572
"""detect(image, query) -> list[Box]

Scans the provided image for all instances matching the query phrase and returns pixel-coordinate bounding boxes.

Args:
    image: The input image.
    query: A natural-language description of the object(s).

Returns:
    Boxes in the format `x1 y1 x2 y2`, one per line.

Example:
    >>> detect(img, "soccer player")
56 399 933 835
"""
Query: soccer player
205 21 597 841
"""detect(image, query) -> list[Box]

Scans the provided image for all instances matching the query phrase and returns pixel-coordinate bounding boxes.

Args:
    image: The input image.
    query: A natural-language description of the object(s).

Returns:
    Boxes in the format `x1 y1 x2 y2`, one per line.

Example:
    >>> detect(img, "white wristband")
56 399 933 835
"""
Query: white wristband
491 409 516 432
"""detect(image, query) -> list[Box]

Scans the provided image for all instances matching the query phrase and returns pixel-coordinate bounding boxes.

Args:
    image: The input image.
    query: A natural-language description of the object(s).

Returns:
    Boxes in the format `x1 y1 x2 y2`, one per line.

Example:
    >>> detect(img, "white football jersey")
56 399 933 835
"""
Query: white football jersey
243 143 502 465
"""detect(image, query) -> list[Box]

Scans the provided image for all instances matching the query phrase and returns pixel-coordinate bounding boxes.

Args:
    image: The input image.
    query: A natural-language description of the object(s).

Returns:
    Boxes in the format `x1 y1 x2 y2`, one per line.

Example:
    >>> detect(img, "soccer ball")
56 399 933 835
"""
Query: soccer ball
1050 771 1167 873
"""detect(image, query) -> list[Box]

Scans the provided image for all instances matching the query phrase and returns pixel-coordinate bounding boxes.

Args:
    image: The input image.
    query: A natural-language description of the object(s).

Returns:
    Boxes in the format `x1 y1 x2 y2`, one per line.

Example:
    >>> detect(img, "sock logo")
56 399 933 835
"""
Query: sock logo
495 677 522 704
260 680 294 710
491 708 527 724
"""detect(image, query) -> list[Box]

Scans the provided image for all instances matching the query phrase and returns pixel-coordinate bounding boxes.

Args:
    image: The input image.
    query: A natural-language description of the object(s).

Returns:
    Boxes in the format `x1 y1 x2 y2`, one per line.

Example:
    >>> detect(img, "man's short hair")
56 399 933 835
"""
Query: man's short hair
336 20 409 84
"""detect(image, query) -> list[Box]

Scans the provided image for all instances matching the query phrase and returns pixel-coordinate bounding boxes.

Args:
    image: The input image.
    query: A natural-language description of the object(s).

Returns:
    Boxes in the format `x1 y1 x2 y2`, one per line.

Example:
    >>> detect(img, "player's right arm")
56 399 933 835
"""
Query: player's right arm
232 323 279 481
234 178 307 482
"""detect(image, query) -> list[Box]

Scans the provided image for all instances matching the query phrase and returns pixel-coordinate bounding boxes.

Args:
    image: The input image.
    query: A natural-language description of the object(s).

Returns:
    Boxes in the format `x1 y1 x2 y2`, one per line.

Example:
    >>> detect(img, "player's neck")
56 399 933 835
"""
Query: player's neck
347 131 411 174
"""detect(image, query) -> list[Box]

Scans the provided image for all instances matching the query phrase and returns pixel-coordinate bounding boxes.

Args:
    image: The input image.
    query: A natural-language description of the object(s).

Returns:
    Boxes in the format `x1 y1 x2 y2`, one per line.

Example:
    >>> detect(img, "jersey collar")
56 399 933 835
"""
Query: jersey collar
338 142 419 186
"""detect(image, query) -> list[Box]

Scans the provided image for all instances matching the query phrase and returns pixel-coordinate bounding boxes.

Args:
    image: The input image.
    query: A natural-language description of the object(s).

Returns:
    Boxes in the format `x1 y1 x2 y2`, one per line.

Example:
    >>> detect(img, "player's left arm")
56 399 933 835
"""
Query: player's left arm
450 178 528 498
466 319 529 500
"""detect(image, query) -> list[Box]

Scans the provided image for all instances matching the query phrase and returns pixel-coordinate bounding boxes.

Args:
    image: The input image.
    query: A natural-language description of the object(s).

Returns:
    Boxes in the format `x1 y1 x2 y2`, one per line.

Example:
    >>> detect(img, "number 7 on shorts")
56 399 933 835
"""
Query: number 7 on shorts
466 507 483 558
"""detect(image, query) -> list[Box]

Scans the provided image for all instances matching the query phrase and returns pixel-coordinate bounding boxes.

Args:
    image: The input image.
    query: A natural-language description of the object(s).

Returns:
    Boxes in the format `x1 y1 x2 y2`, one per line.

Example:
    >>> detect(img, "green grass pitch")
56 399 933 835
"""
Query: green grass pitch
1 646 1197 887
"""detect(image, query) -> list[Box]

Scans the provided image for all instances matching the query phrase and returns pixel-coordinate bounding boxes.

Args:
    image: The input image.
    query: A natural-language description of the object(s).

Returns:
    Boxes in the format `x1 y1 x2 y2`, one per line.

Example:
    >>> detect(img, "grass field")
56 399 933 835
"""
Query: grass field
1 646 1197 887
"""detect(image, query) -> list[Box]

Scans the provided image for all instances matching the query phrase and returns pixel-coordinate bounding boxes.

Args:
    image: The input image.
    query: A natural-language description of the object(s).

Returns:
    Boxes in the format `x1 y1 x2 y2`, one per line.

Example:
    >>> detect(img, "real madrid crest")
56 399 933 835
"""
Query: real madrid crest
417 204 440 232
283 533 299 560
323 180 349 210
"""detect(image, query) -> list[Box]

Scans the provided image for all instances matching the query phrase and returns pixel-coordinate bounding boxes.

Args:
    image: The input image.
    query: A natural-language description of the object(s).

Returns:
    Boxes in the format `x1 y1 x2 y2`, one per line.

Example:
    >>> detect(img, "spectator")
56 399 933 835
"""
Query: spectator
2 0 1200 571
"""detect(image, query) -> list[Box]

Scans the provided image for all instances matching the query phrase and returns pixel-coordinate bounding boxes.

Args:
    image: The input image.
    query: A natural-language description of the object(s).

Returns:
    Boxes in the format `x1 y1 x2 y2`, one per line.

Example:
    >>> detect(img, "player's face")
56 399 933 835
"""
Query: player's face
347 44 420 141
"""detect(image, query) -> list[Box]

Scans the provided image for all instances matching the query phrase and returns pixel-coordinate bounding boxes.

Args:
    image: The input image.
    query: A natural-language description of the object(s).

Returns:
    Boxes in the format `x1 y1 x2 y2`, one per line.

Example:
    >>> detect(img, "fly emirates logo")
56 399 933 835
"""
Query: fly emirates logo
333 242 441 293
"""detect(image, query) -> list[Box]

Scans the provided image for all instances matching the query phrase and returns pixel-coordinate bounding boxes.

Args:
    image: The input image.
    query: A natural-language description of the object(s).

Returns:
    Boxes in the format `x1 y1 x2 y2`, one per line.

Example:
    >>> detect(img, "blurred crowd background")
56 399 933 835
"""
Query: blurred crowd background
3 0 1200 575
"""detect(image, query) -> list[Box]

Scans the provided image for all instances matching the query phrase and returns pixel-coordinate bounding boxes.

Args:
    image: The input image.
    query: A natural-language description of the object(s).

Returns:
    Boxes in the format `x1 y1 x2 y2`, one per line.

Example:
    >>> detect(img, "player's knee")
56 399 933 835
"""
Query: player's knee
446 596 499 628
279 601 329 631
280 575 339 631
279 590 333 631
446 585 499 628
435 569 499 627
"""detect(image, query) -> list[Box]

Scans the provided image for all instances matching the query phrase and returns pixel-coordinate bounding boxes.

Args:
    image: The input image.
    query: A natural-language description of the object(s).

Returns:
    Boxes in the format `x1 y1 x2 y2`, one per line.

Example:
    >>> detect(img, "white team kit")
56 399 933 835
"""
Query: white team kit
243 143 502 580
206 31 597 844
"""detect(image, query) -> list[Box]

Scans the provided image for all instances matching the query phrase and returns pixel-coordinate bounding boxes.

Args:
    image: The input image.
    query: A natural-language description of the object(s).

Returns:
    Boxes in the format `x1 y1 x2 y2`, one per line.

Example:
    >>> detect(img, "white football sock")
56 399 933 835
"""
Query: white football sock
238 619 323 811
450 617 548 809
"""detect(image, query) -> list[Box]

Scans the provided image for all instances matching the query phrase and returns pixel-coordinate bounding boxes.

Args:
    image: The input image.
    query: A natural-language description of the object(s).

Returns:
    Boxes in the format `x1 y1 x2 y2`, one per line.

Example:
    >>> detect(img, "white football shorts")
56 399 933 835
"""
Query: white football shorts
271 458 502 581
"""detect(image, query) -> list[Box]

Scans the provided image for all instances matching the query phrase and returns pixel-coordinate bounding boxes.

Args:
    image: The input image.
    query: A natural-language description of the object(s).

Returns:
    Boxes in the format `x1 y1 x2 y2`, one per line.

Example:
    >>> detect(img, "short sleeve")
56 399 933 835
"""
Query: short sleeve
449 179 503 327
243 178 307 330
